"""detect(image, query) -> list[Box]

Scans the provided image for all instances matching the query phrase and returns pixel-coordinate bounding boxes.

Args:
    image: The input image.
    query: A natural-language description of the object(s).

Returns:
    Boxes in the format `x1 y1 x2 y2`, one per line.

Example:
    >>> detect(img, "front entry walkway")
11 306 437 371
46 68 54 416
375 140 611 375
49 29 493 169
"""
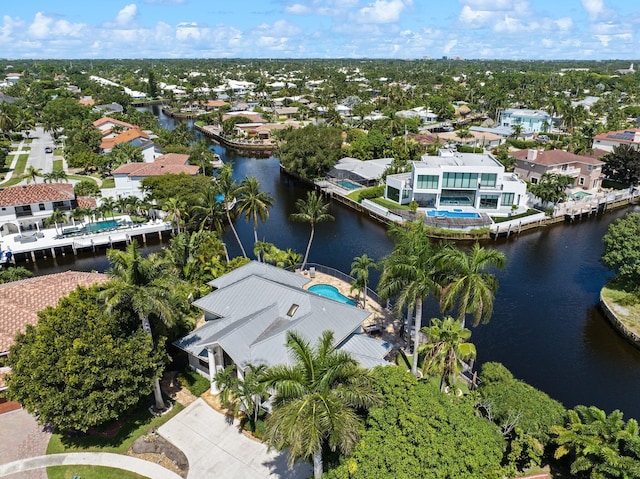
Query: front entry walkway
159 398 312 479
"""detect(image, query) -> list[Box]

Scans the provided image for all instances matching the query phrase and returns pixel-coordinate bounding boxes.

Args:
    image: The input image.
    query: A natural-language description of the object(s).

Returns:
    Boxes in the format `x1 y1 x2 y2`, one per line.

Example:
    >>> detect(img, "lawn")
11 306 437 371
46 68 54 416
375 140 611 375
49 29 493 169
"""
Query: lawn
46 402 184 455
101 177 115 189
491 209 541 223
370 197 413 211
53 159 63 170
68 174 99 183
0 153 29 186
47 465 149 479
601 283 640 337
178 367 211 397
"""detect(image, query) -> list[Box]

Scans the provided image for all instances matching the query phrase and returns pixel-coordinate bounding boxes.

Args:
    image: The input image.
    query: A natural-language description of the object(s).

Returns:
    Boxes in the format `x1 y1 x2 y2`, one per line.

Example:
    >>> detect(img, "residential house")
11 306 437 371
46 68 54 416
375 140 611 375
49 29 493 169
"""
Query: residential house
92 117 137 135
592 128 640 152
0 184 95 236
438 130 503 149
108 153 199 199
512 149 606 190
384 150 528 212
93 102 124 115
499 108 551 134
174 261 392 392
328 157 392 187
204 100 230 111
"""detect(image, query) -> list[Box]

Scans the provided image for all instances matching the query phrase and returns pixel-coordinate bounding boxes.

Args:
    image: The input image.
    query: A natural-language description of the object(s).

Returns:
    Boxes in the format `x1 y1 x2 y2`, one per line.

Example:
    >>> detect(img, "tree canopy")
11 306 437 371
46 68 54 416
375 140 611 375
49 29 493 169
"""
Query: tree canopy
602 144 640 186
602 212 640 288
7 286 163 433
278 124 344 179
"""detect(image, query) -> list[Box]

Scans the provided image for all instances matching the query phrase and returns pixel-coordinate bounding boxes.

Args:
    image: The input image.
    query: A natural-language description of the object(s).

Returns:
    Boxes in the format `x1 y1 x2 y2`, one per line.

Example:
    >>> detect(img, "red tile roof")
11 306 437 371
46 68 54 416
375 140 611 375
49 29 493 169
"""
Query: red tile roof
76 196 97 208
0 271 109 353
512 149 605 167
594 128 640 144
93 117 137 131
100 129 149 150
0 184 75 208
112 153 198 178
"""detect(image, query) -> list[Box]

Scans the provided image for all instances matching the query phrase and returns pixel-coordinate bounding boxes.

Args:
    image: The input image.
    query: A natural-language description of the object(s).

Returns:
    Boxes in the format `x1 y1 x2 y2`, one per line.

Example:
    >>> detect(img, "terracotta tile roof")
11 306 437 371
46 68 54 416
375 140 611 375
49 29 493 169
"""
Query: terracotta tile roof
78 98 95 106
112 153 198 178
100 129 149 150
205 100 230 107
594 128 640 144
93 117 137 131
407 132 440 146
512 149 605 167
0 271 109 354
0 184 75 208
76 196 97 208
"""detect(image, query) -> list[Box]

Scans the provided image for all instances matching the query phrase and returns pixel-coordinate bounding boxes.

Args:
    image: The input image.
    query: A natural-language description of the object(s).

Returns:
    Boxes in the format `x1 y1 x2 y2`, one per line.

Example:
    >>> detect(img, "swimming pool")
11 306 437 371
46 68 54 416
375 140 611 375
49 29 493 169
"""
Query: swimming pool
308 284 357 305
337 180 362 190
570 191 592 199
426 210 481 219
83 219 121 233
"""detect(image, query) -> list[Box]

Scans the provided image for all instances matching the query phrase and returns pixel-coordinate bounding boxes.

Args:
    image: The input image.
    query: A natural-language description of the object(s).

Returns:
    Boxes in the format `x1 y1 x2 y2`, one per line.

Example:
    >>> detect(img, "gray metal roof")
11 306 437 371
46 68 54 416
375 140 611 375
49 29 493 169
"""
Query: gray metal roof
207 261 310 290
339 333 393 368
330 157 392 181
178 273 375 369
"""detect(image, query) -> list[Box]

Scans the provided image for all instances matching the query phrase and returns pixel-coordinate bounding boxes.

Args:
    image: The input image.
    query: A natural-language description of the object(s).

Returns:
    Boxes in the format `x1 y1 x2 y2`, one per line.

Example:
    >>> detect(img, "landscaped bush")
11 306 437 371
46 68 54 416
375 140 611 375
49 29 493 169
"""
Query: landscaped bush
456 145 484 153
178 367 210 396
506 139 541 150
355 185 384 201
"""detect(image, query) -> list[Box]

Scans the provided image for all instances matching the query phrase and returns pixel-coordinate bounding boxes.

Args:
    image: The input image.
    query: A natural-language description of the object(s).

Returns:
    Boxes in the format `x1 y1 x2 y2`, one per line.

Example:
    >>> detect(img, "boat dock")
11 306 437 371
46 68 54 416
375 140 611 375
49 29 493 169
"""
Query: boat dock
0 219 173 265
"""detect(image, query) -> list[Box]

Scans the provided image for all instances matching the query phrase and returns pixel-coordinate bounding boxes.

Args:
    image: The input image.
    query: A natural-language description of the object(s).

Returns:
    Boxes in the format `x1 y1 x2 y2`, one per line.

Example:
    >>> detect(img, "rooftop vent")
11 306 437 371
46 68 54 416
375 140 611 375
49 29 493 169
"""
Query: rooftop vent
287 304 299 317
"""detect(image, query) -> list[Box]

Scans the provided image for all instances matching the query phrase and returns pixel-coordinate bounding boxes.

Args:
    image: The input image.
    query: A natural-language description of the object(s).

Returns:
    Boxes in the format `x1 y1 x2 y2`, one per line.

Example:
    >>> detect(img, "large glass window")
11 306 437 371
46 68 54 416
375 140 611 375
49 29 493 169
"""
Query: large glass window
501 192 514 206
442 172 478 189
416 175 439 189
480 173 497 187
479 194 499 209
386 186 400 202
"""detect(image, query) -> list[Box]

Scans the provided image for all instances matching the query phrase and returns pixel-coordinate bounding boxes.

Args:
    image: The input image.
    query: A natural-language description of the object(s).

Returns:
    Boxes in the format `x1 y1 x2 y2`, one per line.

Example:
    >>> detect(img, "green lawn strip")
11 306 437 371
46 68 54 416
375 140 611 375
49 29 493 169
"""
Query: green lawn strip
177 367 211 396
490 209 542 223
370 197 413 211
53 159 63 170
47 465 149 479
68 174 99 183
601 284 640 336
46 402 184 455
0 153 29 186
101 178 115 189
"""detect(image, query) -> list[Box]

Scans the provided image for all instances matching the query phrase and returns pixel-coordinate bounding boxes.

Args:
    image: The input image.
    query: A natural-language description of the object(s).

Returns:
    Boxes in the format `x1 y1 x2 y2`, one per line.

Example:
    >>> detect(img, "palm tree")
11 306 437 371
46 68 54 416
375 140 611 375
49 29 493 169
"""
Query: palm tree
378 221 442 376
436 242 506 328
350 254 376 309
260 330 381 478
23 166 42 184
419 316 476 392
100 241 182 410
45 209 68 235
161 197 186 234
190 185 226 234
289 191 334 270
215 363 268 432
99 197 117 221
237 176 275 258
215 164 247 257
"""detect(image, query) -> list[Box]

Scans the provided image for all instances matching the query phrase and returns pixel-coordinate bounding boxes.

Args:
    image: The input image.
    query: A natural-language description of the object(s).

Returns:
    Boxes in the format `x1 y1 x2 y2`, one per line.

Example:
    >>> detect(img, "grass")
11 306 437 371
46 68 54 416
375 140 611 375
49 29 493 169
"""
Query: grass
47 465 149 479
0 153 29 186
101 177 115 189
177 367 211 397
46 402 184 455
53 159 63 170
601 283 640 336
370 197 414 211
68 174 99 183
491 209 541 223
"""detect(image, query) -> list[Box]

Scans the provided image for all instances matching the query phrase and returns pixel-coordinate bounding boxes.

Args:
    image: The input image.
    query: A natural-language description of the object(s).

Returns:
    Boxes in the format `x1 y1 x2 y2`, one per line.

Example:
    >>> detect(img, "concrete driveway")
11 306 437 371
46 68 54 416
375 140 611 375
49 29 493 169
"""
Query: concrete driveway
0 408 50 479
159 398 312 479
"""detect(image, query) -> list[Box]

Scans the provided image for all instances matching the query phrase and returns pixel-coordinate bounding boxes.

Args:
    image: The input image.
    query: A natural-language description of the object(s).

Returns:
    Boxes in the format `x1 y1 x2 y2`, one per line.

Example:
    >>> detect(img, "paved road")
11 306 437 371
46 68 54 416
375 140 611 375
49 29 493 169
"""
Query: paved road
159 398 312 479
0 452 183 479
24 127 55 174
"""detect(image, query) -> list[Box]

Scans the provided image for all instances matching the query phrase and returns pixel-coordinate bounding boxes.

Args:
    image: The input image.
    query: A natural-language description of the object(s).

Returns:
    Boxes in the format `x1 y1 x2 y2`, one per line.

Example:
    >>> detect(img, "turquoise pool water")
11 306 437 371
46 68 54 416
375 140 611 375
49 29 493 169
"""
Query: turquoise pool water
426 210 480 218
308 284 356 305
570 191 592 199
337 180 361 190
83 219 120 233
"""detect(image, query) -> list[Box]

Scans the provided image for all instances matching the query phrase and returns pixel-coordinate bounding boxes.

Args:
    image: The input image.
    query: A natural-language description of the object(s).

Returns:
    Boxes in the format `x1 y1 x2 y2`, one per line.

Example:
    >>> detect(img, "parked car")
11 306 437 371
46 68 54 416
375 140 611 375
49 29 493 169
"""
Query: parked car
44 146 53 153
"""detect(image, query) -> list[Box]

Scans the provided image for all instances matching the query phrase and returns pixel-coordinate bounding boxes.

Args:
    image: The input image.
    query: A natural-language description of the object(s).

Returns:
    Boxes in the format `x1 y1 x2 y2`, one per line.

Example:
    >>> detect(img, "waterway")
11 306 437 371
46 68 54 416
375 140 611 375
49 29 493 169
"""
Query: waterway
21 105 640 420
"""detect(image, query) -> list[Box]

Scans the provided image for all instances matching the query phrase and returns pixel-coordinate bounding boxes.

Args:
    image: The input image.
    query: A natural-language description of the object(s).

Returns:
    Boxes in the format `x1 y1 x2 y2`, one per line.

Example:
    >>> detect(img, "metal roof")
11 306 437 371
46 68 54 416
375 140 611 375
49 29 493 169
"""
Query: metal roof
207 261 310 290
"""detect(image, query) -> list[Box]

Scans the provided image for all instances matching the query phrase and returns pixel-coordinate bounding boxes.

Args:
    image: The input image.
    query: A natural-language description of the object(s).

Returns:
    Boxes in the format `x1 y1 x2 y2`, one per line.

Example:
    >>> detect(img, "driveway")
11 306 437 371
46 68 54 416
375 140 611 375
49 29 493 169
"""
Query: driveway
0 408 50 479
159 398 312 479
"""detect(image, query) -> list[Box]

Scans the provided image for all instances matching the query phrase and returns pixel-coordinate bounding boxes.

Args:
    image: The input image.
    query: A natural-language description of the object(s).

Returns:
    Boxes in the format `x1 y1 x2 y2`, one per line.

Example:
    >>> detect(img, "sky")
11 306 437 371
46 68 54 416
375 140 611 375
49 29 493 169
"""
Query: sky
0 0 638 60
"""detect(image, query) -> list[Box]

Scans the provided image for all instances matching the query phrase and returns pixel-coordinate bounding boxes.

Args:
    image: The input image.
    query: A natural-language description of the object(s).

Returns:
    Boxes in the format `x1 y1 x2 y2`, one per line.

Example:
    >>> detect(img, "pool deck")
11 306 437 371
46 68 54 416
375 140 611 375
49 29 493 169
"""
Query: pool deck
300 269 402 348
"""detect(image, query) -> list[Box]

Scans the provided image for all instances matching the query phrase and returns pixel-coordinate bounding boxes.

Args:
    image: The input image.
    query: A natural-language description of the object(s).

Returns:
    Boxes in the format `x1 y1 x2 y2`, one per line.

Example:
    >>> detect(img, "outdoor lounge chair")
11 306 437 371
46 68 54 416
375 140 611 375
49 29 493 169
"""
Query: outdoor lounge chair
309 266 316 278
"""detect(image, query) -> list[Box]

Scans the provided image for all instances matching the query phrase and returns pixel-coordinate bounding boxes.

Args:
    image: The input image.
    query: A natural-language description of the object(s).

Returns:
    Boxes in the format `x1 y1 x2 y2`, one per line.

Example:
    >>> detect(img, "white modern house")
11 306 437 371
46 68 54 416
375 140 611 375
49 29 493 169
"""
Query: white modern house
499 108 551 134
384 150 528 213
174 261 392 392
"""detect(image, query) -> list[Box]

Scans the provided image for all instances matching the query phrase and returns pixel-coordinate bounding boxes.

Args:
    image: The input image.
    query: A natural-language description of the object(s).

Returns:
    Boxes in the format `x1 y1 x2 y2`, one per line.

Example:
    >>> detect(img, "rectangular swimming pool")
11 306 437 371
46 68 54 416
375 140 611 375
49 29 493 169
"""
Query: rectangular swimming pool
426 210 481 219
337 180 362 190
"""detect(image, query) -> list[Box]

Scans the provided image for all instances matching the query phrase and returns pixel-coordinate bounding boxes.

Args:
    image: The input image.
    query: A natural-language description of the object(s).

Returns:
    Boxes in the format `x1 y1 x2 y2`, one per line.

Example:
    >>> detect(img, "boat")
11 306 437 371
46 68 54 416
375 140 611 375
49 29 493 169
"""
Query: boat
211 153 224 169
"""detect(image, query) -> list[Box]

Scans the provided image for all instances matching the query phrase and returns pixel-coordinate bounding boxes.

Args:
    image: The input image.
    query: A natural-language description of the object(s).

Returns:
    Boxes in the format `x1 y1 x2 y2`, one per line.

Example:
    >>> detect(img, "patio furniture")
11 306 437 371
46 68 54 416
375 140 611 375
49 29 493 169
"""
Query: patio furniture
309 267 316 278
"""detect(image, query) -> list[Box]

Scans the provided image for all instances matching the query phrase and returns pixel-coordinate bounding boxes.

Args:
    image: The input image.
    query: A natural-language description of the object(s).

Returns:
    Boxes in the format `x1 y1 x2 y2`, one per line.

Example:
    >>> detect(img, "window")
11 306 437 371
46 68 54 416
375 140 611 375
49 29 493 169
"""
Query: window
480 173 497 188
198 358 209 370
402 189 410 199
39 203 45 211
479 194 499 209
501 192 514 205
386 186 400 202
442 172 478 189
579 177 585 185
416 174 439 189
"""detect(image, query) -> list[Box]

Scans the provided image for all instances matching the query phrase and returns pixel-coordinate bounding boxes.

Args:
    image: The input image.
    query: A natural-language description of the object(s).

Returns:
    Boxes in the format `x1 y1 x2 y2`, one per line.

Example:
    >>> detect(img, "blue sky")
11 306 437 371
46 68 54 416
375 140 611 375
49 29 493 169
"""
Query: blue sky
0 0 637 60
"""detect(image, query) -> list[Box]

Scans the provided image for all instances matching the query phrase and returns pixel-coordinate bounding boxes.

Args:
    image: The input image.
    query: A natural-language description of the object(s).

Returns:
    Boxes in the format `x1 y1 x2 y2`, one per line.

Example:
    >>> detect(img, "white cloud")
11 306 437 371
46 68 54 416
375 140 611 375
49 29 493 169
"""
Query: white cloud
285 4 313 15
443 39 458 54
582 0 604 20
555 17 573 32
459 5 496 25
28 12 53 39
355 0 412 24
115 4 138 26
460 0 513 8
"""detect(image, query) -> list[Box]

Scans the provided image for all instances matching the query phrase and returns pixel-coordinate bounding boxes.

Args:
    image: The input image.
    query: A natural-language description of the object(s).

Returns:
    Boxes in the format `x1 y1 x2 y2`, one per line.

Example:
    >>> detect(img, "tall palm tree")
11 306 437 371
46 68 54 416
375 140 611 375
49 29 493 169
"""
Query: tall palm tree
237 176 275 258
436 242 506 328
215 164 246 257
350 254 376 309
260 330 381 479
161 197 186 234
23 166 42 184
190 185 226 234
99 197 117 221
419 316 476 391
378 221 442 376
289 191 334 270
215 363 268 432
100 241 182 410
45 209 68 235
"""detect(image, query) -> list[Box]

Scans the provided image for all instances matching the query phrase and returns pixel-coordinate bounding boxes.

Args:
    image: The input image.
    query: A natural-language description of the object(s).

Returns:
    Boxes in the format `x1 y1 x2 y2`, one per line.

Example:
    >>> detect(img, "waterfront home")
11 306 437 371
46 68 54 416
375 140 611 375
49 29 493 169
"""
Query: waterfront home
327 157 392 187
592 128 640 152
0 184 95 237
93 117 137 135
512 149 606 189
499 108 551 134
174 261 392 392
438 129 503 149
107 153 199 199
384 150 528 213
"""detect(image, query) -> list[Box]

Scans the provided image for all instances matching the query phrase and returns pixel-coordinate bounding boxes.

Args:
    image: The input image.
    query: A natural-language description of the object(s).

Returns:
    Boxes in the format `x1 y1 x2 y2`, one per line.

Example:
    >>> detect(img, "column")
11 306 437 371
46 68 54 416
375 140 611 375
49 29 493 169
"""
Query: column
208 346 220 394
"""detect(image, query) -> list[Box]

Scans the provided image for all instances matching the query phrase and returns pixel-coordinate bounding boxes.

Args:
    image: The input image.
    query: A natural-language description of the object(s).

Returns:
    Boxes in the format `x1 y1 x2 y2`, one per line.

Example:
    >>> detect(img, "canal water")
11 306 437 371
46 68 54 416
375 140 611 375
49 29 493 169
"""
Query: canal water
21 106 640 420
